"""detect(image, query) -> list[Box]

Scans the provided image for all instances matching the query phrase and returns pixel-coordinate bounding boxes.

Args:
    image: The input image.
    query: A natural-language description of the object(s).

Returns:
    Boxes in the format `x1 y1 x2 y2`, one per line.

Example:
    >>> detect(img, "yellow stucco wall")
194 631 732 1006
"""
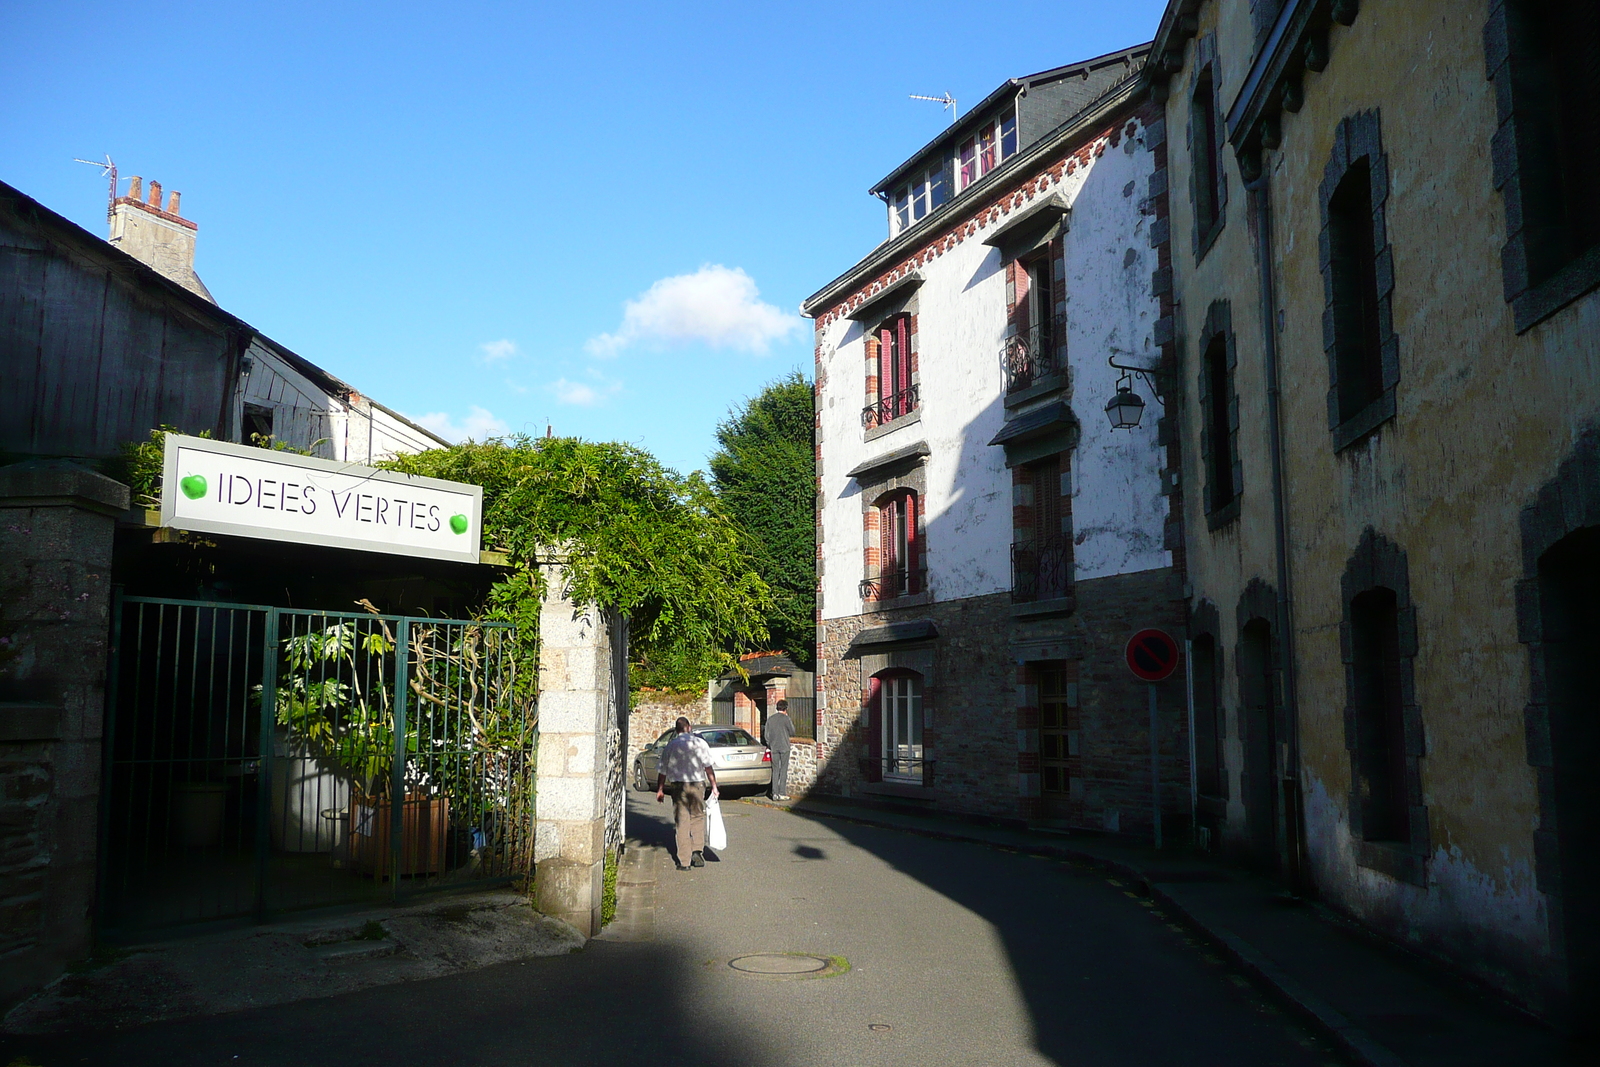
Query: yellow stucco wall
1165 0 1600 1010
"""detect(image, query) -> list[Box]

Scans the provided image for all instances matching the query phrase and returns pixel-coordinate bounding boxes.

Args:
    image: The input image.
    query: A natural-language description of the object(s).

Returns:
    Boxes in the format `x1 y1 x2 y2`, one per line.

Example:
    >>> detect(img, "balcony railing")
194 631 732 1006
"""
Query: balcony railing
1003 316 1066 393
862 385 920 429
1011 535 1071 603
859 566 926 602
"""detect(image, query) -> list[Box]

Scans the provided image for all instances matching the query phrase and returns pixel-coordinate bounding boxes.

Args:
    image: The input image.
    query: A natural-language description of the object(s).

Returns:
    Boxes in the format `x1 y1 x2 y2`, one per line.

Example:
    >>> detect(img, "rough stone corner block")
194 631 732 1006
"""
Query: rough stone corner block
533 559 623 939
0 461 128 1013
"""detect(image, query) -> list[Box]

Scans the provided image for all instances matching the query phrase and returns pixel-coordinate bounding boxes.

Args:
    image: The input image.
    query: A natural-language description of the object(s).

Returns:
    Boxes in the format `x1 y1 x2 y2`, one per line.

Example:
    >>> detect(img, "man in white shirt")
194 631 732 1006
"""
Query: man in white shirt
655 717 719 870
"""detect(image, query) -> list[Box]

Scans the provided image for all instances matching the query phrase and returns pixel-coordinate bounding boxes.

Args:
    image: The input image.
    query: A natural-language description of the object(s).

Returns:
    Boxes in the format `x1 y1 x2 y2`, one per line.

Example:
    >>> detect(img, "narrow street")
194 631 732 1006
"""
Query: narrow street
2 791 1343 1067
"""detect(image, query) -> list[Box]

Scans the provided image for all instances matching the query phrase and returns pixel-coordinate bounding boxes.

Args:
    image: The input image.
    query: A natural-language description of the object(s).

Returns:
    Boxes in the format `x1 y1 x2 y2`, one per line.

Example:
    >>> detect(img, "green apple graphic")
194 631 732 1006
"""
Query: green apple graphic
449 514 469 535
180 474 208 500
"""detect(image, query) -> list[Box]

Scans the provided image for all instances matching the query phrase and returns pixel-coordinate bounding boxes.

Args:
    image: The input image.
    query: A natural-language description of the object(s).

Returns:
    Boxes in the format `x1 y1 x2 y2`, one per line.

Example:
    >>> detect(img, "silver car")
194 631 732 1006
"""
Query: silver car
633 724 771 794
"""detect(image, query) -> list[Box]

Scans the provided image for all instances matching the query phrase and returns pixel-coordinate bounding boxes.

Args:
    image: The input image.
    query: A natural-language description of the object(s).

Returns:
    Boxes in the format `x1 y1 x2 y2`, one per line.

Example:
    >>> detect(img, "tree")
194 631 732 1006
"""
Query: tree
708 372 816 665
383 435 773 690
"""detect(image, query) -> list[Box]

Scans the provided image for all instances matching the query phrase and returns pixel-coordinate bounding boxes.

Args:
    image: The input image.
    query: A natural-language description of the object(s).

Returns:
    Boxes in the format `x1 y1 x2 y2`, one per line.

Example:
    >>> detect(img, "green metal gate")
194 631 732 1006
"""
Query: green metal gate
100 595 536 937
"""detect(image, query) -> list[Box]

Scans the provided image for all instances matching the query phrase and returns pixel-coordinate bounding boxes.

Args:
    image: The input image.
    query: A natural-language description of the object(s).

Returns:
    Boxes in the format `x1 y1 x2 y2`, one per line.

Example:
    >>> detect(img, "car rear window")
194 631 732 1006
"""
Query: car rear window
698 729 756 748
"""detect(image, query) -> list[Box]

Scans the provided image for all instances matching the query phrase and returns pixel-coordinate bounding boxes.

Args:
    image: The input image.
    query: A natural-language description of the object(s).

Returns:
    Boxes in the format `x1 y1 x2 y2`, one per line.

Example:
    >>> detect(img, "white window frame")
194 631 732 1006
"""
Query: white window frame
957 110 1018 192
890 164 950 235
882 674 924 781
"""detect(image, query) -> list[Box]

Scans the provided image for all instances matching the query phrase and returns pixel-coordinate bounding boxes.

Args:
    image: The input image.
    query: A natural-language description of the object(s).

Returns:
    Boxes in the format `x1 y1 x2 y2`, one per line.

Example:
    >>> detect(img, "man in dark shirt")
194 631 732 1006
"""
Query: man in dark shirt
763 700 794 801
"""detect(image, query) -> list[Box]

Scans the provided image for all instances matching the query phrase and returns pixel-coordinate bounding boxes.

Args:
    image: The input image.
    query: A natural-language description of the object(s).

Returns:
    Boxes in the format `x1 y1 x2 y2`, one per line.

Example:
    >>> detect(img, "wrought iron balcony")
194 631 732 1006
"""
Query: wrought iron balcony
861 385 920 429
1003 316 1066 393
858 566 926 602
1011 535 1072 603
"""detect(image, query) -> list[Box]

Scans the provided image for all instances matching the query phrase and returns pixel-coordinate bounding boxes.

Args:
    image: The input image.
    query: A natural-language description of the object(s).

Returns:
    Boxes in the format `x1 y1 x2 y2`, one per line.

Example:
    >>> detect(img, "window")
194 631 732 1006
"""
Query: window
1487 0 1600 329
1350 588 1409 844
243 402 274 443
1328 160 1383 422
864 314 917 427
1340 527 1427 884
1318 111 1396 449
1005 255 1061 393
870 491 921 599
958 110 1017 191
880 673 924 781
1011 457 1070 603
1038 664 1073 796
1191 67 1224 242
1202 334 1236 509
890 163 949 234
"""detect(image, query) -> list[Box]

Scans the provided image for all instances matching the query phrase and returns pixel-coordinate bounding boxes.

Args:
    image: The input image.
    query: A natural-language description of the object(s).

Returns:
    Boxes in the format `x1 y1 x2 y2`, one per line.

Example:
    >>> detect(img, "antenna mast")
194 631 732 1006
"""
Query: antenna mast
72 155 120 215
909 92 958 122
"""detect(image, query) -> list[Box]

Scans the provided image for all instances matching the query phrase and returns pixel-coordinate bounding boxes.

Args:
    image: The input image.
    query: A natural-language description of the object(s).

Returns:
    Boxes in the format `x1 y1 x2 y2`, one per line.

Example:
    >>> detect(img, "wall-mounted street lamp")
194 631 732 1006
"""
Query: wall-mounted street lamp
1103 357 1165 431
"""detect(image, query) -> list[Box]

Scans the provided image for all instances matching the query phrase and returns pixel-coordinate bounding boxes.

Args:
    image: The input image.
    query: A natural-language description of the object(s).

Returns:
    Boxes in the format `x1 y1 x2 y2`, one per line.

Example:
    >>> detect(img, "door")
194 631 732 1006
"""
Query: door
1239 618 1279 871
1038 662 1077 818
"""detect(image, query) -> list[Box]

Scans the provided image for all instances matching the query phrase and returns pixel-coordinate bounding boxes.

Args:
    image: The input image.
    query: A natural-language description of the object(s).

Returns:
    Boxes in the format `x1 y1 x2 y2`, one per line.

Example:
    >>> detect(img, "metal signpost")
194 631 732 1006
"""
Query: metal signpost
1126 628 1180 850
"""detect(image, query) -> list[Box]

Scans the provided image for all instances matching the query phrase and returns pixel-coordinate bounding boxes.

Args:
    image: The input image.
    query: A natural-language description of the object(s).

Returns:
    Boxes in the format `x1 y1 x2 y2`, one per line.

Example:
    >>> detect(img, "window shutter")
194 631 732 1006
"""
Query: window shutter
878 325 893 404
879 499 896 586
866 676 884 781
905 493 920 592
896 316 911 396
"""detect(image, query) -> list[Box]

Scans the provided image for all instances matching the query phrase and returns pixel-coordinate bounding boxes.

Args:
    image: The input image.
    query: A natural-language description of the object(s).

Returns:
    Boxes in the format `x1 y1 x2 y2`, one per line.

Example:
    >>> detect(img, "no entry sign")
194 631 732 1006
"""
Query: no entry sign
1125 628 1180 682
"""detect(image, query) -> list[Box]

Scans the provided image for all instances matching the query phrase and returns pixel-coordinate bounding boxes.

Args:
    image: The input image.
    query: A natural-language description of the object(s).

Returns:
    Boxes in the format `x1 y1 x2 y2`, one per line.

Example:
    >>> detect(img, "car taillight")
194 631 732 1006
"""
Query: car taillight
763 751 771 762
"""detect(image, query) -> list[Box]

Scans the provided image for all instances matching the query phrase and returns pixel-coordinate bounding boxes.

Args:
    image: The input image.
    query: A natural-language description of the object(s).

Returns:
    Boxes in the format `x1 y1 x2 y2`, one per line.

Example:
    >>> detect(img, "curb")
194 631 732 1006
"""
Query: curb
765 797 1405 1067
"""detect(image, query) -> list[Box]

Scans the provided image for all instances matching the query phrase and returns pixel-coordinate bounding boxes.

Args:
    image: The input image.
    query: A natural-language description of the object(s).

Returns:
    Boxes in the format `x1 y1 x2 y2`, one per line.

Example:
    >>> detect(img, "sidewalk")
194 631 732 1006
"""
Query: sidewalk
750 795 1581 1067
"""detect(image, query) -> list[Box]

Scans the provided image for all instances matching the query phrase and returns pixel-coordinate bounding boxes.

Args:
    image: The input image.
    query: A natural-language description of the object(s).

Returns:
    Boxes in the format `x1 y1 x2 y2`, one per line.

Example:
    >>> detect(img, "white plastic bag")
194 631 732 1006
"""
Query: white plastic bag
705 793 728 851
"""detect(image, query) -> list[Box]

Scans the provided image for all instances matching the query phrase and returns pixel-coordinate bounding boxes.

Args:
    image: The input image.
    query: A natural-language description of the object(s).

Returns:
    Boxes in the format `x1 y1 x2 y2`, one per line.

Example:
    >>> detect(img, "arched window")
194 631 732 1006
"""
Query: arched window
865 490 921 600
868 670 924 784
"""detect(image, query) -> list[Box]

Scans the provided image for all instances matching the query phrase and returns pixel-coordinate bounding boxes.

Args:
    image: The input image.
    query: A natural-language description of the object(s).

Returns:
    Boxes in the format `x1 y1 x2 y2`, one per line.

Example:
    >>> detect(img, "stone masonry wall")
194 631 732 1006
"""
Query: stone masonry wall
813 570 1186 833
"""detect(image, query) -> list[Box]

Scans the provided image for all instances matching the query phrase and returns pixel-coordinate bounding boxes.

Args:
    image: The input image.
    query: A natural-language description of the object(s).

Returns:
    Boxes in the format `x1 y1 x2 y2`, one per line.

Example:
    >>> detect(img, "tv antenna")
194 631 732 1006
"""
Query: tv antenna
909 92 958 121
72 154 120 213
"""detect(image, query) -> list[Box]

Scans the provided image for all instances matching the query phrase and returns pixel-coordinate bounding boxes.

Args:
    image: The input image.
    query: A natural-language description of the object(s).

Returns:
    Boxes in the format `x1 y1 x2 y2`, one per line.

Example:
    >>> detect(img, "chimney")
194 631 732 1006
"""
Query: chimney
108 174 214 303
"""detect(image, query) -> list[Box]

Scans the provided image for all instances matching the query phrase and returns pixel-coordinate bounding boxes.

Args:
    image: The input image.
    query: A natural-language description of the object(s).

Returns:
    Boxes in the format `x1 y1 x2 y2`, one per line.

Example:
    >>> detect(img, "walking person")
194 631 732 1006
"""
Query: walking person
655 717 718 870
764 699 794 801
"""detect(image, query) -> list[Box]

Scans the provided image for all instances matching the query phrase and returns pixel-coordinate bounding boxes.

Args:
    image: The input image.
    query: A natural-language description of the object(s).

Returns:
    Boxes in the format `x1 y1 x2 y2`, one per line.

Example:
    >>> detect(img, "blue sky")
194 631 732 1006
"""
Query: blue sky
2 0 1167 476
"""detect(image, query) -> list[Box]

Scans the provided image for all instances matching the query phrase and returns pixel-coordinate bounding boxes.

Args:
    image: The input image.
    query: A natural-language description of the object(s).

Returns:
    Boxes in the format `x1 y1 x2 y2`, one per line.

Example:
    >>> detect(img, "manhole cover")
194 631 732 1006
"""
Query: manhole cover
729 953 832 975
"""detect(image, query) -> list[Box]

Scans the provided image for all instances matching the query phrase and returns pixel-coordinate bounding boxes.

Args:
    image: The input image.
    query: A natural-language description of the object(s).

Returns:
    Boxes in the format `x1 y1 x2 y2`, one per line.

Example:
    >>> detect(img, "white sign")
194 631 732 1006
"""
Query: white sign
160 434 483 564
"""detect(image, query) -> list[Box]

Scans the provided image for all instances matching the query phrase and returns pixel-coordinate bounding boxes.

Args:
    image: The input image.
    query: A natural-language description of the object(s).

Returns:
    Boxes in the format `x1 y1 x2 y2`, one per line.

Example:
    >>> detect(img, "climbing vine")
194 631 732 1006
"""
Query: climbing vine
382 435 773 690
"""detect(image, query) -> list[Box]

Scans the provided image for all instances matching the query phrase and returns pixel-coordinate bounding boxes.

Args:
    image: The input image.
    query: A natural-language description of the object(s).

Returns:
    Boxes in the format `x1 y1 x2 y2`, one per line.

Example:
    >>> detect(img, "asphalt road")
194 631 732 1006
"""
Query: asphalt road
1 791 1344 1067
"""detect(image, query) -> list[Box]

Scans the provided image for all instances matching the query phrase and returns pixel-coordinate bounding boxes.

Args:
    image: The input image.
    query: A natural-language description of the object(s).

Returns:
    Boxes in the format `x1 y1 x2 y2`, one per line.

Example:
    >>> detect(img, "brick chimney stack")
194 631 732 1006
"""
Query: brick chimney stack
108 174 214 303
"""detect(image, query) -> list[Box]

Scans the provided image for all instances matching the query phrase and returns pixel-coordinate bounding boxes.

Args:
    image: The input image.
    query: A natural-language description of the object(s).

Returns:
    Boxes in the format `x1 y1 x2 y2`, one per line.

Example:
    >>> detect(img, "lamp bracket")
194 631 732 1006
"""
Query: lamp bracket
1107 356 1167 403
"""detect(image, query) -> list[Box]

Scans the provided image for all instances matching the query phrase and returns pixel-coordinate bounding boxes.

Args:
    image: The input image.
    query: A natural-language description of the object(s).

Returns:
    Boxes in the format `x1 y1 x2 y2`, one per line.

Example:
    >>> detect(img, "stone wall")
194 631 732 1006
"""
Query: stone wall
0 462 128 1012
627 695 703 772
812 575 1185 831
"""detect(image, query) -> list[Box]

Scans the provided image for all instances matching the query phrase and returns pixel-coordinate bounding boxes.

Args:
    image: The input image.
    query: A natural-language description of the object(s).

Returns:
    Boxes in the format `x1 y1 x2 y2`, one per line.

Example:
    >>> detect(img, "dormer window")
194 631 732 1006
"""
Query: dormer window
959 111 1018 191
891 164 949 234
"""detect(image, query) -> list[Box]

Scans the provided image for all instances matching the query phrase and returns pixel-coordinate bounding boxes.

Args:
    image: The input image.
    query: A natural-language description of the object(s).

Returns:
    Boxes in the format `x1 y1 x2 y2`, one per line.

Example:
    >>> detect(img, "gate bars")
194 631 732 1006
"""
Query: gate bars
100 595 536 936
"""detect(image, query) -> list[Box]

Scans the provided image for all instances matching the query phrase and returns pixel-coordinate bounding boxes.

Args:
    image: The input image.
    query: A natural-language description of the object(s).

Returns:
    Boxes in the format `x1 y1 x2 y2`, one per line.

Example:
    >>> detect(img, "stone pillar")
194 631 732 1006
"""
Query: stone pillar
0 462 129 1011
534 560 619 938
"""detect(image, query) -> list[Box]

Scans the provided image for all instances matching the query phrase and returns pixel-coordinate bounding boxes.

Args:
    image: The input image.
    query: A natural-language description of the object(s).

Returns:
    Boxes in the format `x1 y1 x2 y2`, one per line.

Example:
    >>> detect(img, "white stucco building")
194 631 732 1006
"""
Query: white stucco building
799 45 1192 831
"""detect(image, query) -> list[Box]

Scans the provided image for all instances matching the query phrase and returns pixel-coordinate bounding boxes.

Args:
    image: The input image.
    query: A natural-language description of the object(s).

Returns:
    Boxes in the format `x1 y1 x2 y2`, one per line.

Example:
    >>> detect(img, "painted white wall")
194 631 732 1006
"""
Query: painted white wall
817 117 1168 623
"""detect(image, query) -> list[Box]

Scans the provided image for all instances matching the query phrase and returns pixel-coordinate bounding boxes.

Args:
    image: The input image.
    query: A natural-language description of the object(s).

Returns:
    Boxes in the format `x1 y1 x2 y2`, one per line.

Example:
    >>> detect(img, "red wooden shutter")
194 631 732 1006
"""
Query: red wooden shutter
905 493 920 592
866 675 884 780
896 316 911 397
878 499 896 593
878 325 893 408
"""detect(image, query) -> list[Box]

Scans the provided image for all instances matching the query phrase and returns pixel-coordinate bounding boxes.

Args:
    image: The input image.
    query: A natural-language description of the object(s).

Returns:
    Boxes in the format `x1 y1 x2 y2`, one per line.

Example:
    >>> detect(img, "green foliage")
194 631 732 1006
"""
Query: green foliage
601 849 618 926
116 426 313 508
382 435 773 690
271 621 402 794
708 372 817 664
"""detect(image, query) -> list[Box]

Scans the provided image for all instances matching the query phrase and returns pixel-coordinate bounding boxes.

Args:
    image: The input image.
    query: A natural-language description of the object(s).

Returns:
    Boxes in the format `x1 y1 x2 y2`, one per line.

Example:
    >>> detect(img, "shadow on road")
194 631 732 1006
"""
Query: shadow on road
1 800 782 1067
784 808 1333 1067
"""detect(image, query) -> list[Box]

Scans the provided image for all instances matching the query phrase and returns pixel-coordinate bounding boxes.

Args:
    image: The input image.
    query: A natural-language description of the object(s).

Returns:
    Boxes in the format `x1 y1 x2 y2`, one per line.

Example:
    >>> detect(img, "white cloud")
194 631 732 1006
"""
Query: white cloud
549 371 623 407
479 338 518 362
586 264 801 357
411 405 510 443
